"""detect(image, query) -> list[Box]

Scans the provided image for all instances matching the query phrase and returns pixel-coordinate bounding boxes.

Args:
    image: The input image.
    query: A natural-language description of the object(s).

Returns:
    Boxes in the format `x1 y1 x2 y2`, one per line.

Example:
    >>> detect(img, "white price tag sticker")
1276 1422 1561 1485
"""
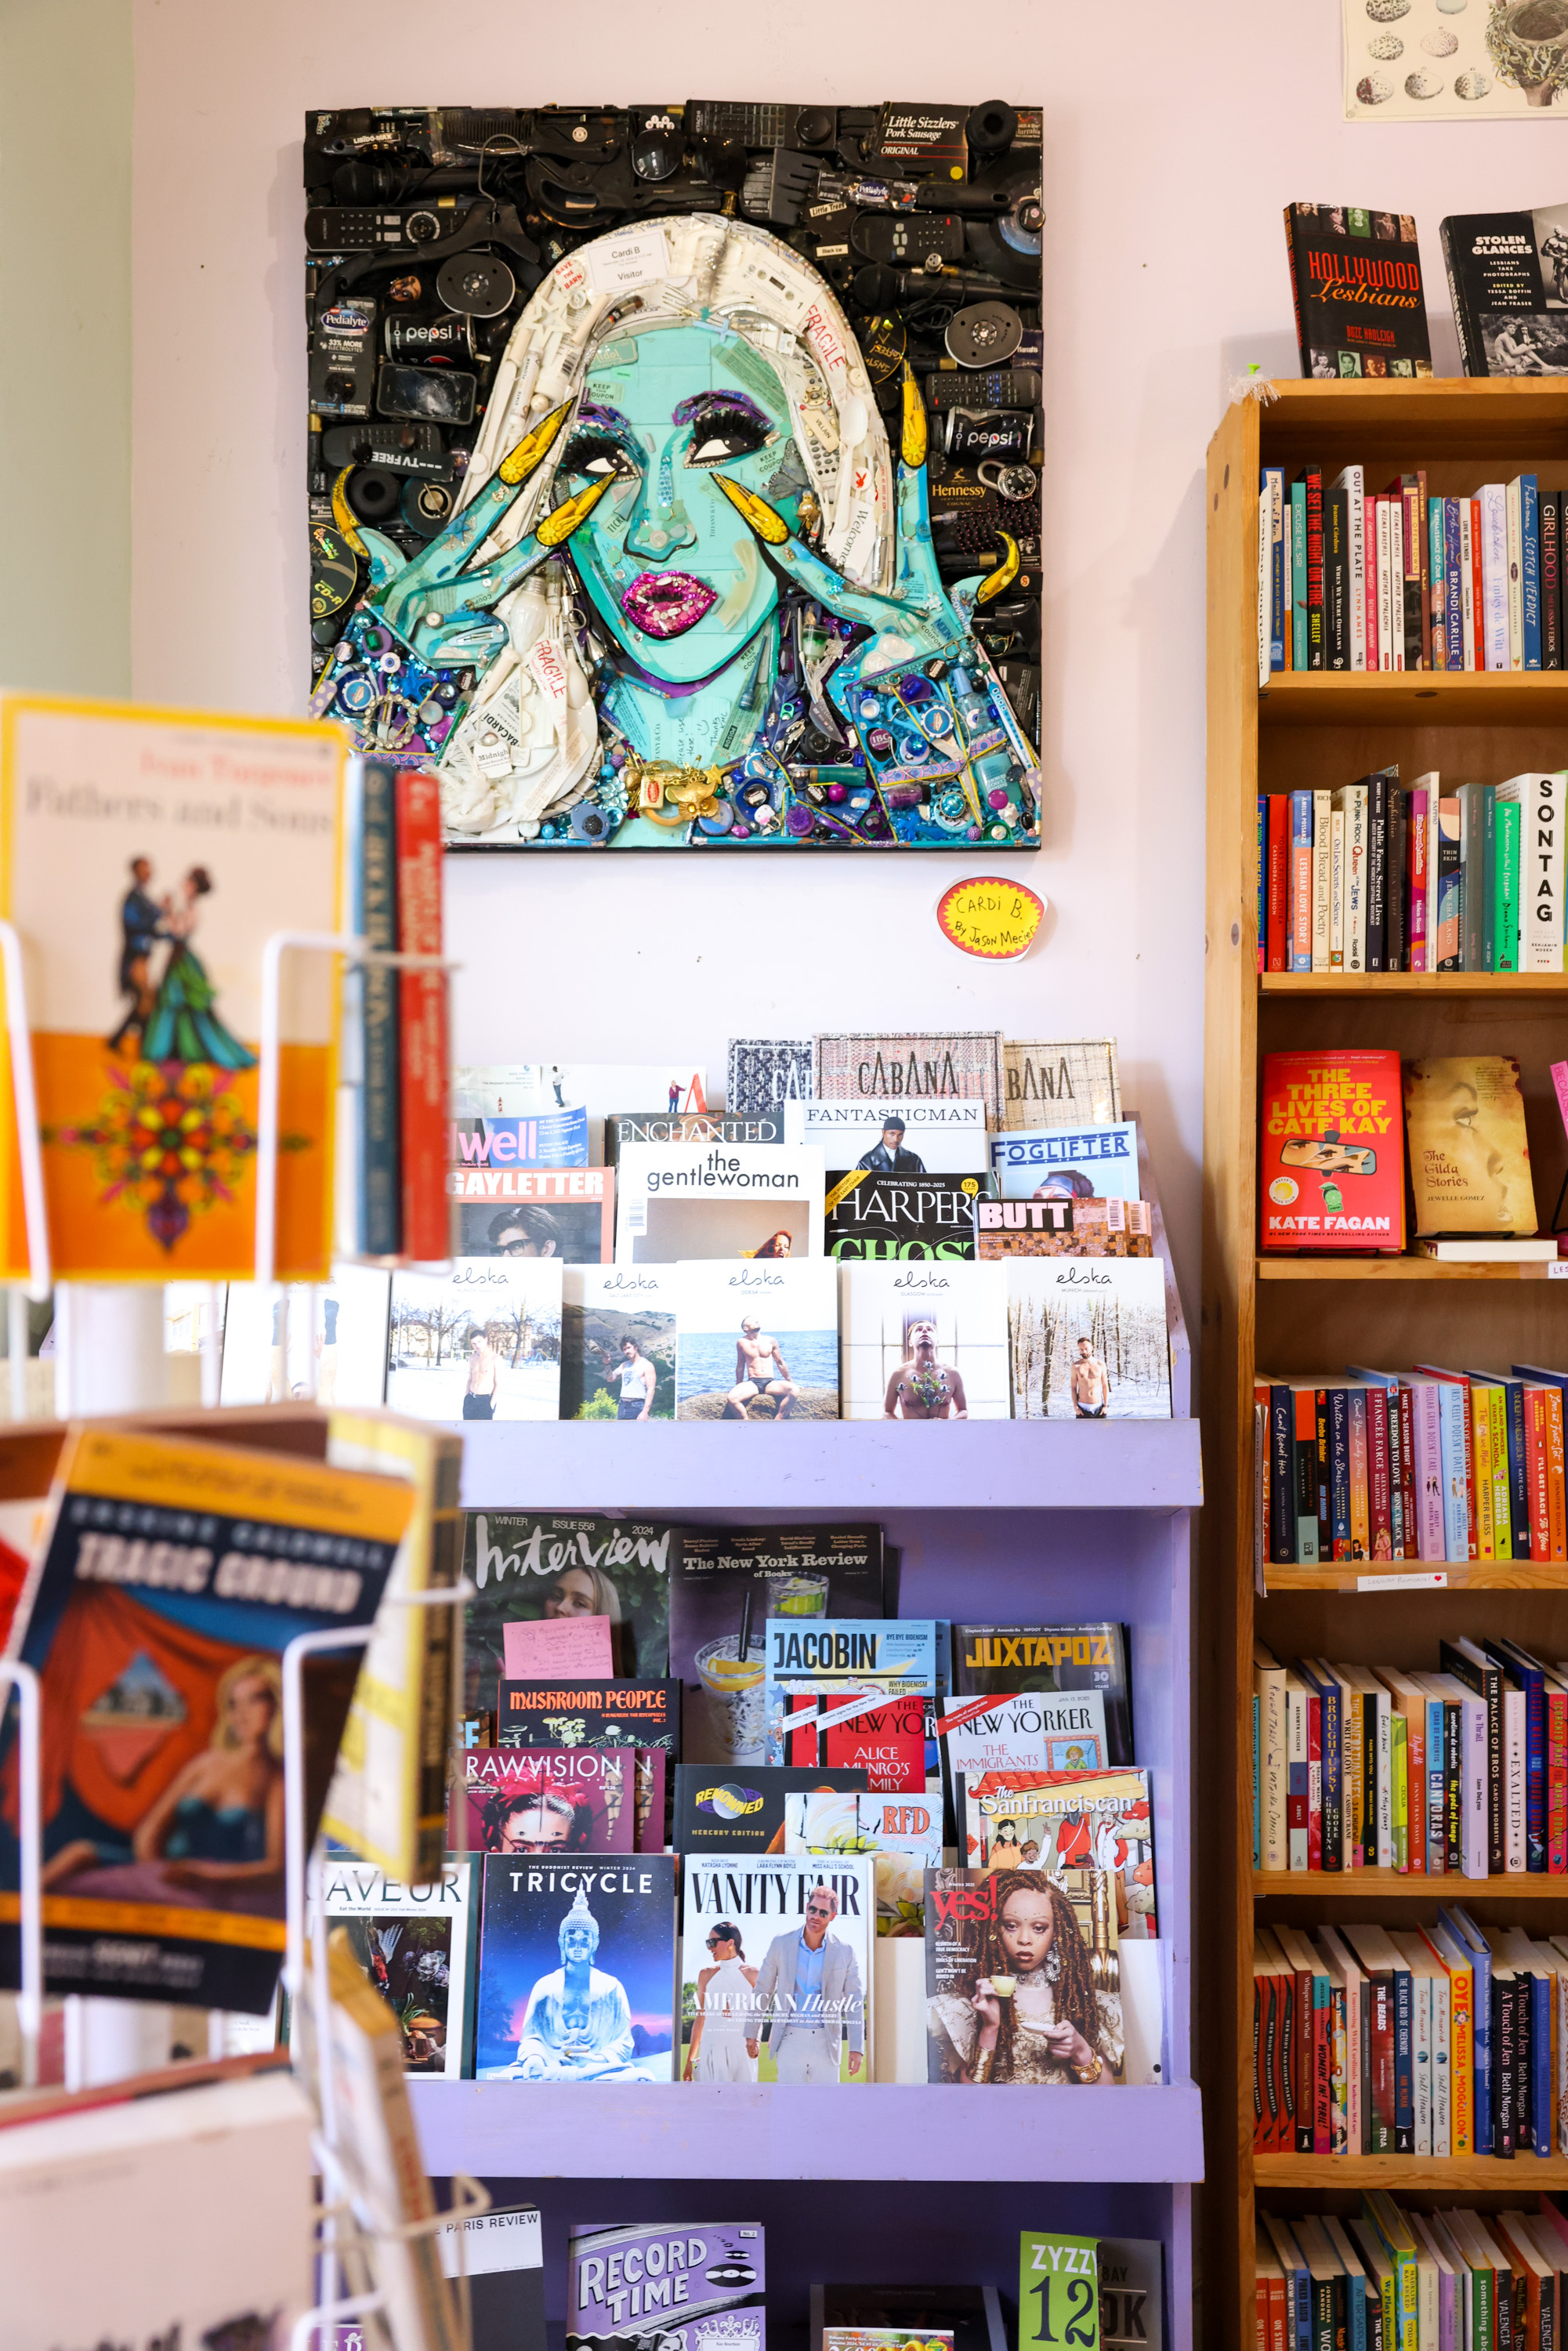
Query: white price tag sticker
1356 1570 1448 1591
1549 1260 1568 1278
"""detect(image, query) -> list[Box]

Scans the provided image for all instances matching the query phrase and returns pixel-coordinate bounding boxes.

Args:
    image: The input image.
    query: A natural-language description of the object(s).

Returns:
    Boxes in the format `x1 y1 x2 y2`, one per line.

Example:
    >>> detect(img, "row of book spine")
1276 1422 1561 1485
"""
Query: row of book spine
1258 464 1555 676
1256 771 1568 975
1255 1365 1568 1569
1254 1638 1567 1878
346 762 448 1262
1258 2193 1568 2351
1254 1907 1564 2163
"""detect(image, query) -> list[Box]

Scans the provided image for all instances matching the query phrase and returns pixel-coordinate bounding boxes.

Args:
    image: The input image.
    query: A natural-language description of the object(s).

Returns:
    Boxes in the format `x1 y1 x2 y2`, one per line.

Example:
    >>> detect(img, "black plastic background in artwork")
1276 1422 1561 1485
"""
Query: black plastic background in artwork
304 102 1043 852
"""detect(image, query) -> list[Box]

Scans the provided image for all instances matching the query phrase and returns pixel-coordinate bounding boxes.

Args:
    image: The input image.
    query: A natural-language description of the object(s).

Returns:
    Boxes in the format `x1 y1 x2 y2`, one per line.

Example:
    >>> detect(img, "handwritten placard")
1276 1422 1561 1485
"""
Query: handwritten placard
936 875 1046 962
502 1613 615 1679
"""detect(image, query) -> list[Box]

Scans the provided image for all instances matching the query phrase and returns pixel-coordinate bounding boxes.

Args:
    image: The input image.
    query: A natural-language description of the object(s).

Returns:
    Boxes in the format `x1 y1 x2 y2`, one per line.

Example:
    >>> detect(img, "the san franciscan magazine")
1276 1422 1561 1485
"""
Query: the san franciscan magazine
680 1853 872 2085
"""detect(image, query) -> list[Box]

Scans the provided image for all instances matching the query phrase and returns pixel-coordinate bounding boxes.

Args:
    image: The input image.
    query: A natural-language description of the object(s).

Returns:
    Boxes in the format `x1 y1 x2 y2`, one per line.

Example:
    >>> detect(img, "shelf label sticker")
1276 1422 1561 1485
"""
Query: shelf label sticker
1356 1570 1447 1591
1548 1260 1568 1279
936 875 1046 961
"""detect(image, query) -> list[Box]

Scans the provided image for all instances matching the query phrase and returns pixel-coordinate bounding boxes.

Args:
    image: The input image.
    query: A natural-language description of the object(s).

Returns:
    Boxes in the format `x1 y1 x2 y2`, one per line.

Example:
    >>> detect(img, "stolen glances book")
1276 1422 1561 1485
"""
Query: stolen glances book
0 1422 410 2009
0 694 348 1280
461 1509 675 1705
474 1853 677 2081
1283 205 1433 380
679 1851 872 2085
568 2221 764 2351
1441 208 1568 379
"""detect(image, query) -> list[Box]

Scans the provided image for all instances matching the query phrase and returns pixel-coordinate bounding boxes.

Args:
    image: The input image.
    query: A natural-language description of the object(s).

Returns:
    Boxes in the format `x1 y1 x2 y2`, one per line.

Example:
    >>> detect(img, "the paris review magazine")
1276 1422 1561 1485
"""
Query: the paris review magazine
0 696 348 1281
568 2222 765 2351
475 1854 677 2081
1 1425 409 2009
681 1853 873 2085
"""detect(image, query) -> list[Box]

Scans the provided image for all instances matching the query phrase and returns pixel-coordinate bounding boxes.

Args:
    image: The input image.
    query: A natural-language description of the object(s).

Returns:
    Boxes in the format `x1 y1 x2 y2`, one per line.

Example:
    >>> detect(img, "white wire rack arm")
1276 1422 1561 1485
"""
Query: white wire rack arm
254 928 459 1287
0 1661 42 2088
0 920 53 1299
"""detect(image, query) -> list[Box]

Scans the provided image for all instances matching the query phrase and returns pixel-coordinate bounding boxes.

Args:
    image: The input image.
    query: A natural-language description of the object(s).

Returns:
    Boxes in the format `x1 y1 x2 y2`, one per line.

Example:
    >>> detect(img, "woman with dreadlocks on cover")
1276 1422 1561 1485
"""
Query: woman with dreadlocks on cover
926 1868 1123 2086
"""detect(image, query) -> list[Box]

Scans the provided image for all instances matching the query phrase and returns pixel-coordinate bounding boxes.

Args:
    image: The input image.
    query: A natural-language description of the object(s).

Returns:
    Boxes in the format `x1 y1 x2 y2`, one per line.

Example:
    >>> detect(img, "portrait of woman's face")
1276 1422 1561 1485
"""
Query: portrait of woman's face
499 1800 571 1853
556 321 800 686
1406 1066 1527 1230
226 1672 276 1746
997 1887 1056 1972
544 1566 600 1618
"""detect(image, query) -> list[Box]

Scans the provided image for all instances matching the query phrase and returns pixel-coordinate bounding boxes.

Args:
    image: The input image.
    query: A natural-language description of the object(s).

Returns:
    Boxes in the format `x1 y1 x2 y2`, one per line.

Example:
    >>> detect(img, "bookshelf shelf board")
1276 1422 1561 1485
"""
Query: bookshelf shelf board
1258 672 1568 728
1260 1562 1568 1591
1253 2151 1568 2191
1253 1868 1568 1900
407 2077 1206 2183
456 1417 1204 1514
1255 1257 1560 1283
1260 973 1568 997
1254 374 1568 456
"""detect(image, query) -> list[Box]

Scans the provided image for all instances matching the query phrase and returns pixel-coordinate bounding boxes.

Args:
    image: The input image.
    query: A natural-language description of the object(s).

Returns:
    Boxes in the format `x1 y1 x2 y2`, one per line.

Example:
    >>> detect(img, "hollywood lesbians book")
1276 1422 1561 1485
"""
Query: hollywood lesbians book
838 1260 1009 1420
990 1121 1141 1203
1000 1039 1121 1131
448 1748 636 1857
568 2222 764 2351
0 1422 410 2009
785 1098 989 1175
462 1511 675 1706
1005 1258 1171 1420
679 1853 872 2085
1283 205 1432 380
312 1853 479 2078
0 694 347 1281
669 1524 885 1769
615 1143 826 1264
675 1258 839 1422
951 1623 1134 1765
474 1854 676 2081
560 1266 676 1420
824 1171 982 1260
1259 1048 1404 1253
386 1259 563 1422
813 1031 1004 1126
498 1679 679 1853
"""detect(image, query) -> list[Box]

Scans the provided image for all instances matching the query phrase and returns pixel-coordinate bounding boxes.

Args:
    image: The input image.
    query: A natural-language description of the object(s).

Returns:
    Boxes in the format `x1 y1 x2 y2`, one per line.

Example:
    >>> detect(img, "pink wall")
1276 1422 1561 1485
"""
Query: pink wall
129 0 1566 1312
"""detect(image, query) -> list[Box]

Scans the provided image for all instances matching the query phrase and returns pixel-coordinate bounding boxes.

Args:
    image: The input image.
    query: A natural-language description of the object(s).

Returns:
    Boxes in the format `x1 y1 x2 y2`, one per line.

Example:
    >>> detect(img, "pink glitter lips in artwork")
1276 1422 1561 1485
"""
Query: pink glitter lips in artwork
619 571 716 639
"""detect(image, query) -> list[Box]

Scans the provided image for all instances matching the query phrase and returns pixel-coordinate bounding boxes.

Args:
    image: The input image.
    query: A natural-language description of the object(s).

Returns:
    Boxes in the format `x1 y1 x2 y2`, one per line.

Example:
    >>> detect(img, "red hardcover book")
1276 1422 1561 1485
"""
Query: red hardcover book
1313 1991 1331 2152
1548 1385 1568 1561
1266 797 1289 973
1304 465 1324 670
1524 1384 1552 1563
1408 785 1429 972
393 769 449 1263
1368 1970 1396 2148
1414 469 1431 669
1366 1383 1393 1561
1365 494 1380 672
1258 1049 1405 1255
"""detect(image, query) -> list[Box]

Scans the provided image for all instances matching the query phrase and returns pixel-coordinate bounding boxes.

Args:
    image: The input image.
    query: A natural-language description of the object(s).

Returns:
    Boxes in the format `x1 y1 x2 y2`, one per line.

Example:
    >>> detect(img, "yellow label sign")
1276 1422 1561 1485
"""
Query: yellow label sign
936 876 1045 960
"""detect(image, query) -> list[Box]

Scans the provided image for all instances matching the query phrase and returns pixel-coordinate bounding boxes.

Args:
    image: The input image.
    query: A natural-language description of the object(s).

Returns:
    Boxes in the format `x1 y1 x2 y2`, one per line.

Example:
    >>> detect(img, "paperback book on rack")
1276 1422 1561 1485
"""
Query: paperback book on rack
0 694 349 1280
0 1422 410 2008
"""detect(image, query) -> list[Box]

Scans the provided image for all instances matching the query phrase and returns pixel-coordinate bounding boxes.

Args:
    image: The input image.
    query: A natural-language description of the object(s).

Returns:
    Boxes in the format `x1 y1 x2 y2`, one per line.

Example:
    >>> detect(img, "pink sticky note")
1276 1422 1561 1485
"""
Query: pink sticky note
502 1613 615 1679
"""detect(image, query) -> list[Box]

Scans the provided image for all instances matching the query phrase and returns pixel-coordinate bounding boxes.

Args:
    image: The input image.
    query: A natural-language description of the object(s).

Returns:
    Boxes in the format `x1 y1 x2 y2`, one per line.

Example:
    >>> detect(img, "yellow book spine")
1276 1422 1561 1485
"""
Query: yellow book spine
1472 1389 1496 1559
1450 1959 1473 2154
1488 1387 1512 1556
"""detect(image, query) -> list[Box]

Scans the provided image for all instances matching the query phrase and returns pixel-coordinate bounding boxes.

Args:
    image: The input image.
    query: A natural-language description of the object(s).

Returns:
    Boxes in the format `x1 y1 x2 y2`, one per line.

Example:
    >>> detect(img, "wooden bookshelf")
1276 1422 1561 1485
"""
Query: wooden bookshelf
1254 1868 1568 1900
1200 378 1568 2346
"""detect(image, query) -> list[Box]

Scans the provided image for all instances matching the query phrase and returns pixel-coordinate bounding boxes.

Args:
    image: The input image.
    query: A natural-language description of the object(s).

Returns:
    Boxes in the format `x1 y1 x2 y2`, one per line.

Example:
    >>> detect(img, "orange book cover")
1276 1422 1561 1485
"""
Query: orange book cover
1259 1049 1404 1254
0 695 347 1281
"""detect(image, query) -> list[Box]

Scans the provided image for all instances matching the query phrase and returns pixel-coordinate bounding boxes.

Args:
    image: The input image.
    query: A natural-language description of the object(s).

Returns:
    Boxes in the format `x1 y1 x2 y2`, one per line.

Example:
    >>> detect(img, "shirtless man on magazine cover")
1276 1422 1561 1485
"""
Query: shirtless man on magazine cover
1070 1335 1111 1418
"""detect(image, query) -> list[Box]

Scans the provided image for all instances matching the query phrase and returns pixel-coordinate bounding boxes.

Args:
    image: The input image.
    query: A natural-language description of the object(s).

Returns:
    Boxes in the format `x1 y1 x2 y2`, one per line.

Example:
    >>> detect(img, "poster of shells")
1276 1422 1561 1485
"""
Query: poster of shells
1345 0 1568 118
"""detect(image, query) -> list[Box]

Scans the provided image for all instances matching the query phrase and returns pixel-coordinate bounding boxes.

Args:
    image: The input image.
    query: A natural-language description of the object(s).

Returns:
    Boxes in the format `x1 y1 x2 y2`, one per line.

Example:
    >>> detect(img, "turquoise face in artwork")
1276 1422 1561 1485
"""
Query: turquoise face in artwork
308 215 1041 851
556 323 802 686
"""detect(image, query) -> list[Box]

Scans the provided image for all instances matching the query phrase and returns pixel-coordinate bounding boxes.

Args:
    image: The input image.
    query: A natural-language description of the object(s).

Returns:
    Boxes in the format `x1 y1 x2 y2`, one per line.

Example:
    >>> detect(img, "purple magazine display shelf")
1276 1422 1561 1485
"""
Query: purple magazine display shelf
419 1137 1201 2349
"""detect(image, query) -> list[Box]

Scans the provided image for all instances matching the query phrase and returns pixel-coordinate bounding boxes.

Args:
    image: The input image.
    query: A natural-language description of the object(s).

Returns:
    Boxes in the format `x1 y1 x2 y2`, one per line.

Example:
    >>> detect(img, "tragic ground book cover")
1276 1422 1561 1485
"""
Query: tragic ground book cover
1284 205 1432 380
0 1423 409 2009
1259 1048 1405 1253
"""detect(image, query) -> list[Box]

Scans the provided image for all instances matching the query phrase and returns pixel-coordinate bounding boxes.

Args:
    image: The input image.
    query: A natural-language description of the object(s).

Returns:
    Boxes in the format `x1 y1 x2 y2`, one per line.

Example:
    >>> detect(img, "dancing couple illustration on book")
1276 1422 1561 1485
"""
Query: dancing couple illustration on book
107 855 255 1071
